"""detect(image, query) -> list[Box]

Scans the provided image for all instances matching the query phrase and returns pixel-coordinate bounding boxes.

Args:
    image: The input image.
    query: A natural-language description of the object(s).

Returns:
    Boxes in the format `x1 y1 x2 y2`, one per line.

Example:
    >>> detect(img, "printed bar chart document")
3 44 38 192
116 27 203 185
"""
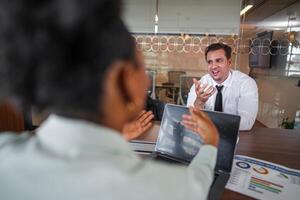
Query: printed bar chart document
226 155 300 200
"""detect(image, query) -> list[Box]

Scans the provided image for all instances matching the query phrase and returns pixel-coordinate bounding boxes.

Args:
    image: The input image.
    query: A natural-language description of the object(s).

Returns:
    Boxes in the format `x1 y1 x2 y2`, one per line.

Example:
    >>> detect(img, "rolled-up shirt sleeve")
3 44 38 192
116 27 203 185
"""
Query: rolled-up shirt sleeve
187 84 196 107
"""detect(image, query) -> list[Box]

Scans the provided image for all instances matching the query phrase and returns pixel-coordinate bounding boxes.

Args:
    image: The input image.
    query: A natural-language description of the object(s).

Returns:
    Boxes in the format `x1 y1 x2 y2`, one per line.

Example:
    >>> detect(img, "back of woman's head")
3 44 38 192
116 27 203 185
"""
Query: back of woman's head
0 0 135 114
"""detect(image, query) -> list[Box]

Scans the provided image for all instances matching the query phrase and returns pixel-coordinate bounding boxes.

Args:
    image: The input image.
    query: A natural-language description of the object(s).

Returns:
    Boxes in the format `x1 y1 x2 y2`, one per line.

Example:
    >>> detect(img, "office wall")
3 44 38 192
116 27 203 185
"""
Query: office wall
136 34 239 83
255 76 300 128
236 37 300 128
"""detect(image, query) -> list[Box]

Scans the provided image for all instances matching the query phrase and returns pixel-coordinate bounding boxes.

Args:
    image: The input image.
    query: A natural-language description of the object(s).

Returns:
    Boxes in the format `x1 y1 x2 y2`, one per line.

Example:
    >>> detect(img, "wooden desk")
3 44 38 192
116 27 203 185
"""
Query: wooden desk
136 125 300 200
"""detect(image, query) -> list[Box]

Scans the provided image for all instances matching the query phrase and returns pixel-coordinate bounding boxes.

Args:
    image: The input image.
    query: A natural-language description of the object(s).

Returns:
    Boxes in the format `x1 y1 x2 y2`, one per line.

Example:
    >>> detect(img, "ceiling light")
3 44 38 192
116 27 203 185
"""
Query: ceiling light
154 24 158 34
240 4 253 16
154 0 159 34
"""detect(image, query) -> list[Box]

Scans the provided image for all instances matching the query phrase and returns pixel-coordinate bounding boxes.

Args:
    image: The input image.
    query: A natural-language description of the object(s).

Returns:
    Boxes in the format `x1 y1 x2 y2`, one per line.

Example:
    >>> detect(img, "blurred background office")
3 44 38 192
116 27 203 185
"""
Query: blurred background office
1 0 300 131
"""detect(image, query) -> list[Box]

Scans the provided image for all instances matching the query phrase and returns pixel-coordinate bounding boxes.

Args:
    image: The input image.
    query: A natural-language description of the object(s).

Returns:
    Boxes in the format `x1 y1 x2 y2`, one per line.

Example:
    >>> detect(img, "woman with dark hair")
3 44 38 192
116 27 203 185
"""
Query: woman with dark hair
0 1 219 200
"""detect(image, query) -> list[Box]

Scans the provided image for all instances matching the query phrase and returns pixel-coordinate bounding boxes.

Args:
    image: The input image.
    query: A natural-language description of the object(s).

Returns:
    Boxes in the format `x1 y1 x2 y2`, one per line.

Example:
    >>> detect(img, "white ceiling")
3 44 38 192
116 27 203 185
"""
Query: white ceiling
122 0 300 36
122 0 241 35
256 2 300 29
241 0 300 36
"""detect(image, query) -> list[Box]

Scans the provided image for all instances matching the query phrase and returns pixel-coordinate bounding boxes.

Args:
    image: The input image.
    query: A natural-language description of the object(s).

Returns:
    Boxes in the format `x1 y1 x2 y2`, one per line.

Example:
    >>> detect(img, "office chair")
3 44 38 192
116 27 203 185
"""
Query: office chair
146 70 156 99
162 71 186 103
177 75 201 105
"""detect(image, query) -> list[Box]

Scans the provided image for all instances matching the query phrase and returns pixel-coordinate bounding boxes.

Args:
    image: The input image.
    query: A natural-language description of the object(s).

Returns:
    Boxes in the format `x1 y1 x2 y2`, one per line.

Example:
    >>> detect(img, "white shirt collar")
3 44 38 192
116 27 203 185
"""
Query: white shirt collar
212 70 232 88
37 114 136 158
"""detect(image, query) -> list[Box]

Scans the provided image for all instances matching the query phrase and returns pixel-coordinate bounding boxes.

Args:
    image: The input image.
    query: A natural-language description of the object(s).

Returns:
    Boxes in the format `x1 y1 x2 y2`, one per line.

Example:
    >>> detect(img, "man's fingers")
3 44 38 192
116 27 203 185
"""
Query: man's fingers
204 86 213 93
196 83 207 93
196 83 214 98
193 78 199 85
202 90 214 99
193 78 202 92
206 86 216 96
201 83 208 90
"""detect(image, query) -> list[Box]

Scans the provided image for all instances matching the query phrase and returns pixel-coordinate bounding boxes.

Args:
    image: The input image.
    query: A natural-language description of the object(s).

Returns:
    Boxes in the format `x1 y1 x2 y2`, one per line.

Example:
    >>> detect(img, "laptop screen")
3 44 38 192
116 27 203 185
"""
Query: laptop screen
155 104 240 173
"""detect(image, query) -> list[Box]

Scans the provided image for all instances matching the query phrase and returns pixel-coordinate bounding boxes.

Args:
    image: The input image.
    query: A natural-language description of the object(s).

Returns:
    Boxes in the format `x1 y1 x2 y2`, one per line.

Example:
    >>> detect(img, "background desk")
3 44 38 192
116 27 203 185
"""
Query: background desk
155 84 180 103
136 125 300 200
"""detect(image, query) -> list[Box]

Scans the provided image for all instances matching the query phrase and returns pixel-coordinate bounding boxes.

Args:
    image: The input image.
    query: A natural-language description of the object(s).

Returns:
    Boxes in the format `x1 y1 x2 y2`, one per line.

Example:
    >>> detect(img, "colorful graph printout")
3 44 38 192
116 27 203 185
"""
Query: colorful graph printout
226 155 300 200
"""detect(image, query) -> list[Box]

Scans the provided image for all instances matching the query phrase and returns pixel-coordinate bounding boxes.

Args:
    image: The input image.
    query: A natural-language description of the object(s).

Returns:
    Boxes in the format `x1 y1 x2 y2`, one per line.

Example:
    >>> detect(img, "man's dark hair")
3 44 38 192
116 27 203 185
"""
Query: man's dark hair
205 43 232 60
0 0 135 115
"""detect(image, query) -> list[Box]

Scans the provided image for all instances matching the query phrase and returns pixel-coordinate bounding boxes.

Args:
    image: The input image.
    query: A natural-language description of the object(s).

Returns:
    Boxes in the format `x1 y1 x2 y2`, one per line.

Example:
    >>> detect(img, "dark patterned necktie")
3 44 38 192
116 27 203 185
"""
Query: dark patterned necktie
214 85 224 112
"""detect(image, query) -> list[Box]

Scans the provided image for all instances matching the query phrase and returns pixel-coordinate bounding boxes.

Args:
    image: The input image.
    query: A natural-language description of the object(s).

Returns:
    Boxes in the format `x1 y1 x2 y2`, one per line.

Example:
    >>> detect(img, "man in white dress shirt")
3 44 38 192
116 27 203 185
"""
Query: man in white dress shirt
0 1 220 200
187 43 258 130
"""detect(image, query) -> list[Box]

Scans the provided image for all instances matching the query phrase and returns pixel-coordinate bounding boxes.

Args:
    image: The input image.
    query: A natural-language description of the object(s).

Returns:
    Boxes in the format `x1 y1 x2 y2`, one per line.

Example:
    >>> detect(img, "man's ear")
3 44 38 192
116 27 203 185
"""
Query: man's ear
228 58 232 66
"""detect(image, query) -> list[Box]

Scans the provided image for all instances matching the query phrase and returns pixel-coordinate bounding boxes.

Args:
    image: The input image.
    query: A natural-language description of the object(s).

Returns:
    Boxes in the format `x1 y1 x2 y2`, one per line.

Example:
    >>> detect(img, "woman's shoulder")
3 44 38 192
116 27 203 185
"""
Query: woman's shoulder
0 131 33 148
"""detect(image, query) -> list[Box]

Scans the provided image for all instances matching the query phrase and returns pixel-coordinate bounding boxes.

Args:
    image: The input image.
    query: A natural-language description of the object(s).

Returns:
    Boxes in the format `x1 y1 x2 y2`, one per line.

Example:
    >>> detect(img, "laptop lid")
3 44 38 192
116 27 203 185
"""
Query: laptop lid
155 104 240 173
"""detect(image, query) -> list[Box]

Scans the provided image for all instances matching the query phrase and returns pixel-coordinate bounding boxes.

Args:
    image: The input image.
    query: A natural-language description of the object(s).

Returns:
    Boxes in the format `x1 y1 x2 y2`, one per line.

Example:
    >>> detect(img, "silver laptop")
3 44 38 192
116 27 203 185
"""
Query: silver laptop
154 104 240 200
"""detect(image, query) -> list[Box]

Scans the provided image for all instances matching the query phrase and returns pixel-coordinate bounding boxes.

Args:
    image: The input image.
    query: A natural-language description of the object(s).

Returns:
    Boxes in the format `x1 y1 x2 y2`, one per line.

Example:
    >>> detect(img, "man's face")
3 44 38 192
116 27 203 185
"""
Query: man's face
206 49 231 84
